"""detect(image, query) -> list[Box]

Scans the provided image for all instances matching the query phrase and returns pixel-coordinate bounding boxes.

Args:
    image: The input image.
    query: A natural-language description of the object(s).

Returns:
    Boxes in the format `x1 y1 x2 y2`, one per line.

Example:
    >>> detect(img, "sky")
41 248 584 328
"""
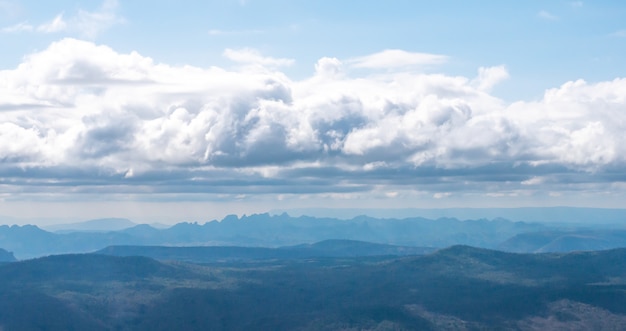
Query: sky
1 0 626 224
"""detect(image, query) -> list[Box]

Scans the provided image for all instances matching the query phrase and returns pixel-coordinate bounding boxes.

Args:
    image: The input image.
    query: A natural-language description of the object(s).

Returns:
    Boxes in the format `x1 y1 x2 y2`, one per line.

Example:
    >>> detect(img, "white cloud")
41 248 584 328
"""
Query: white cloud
73 0 123 38
348 49 447 69
472 65 509 91
0 122 43 162
570 1 583 8
1 21 33 33
1 39 626 199
37 14 67 33
314 57 344 78
223 48 295 67
521 177 544 186
1 0 122 38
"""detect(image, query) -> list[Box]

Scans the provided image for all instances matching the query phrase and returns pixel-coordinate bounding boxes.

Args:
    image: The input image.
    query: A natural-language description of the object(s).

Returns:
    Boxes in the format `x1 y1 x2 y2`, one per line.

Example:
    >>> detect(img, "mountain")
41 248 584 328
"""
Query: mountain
498 229 626 253
96 240 436 263
2 247 626 330
0 254 196 331
12 212 626 259
0 248 16 262
0 224 142 259
2 214 548 258
275 207 626 225
0 225 60 259
0 254 183 283
136 213 545 249
43 218 137 233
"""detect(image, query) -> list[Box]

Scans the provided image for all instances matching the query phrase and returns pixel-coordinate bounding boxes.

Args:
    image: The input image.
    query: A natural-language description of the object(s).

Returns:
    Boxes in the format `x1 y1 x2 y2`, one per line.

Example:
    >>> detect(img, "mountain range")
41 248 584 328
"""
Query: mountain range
1 213 545 259
4 212 626 259
273 207 626 225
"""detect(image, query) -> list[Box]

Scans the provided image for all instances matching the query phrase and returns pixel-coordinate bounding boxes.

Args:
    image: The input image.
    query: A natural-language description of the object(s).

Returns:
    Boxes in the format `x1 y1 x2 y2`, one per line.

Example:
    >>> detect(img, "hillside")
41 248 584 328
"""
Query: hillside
2 246 626 330
498 229 626 253
96 239 435 263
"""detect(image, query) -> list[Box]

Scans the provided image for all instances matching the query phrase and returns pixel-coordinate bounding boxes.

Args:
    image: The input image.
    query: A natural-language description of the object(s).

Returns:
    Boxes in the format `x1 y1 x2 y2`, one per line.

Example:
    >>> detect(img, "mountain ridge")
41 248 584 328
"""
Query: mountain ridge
3 245 626 330
5 212 626 259
95 239 436 263
1 214 546 258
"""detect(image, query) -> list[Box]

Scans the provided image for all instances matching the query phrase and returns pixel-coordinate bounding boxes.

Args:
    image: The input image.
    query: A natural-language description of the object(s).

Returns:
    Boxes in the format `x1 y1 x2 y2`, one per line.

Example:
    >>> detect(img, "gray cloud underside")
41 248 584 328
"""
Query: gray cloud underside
1 39 625 197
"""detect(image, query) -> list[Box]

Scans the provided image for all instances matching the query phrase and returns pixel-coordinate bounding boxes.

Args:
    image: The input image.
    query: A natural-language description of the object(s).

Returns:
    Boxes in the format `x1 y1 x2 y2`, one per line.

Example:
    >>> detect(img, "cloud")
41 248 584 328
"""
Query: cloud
37 14 67 33
223 48 295 67
570 1 583 8
314 57 344 78
521 177 545 186
348 49 447 69
1 39 626 200
537 10 558 21
74 0 124 38
433 192 452 199
1 21 33 33
471 65 509 91
1 0 122 38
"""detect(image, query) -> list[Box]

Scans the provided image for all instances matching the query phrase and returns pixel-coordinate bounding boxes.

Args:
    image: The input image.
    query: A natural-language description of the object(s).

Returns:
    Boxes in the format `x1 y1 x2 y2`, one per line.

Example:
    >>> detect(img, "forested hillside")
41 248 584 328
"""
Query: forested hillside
2 246 626 330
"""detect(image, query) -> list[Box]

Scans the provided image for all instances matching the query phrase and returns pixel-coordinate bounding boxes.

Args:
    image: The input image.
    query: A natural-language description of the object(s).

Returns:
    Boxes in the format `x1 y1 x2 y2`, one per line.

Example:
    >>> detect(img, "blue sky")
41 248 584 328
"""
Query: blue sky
1 0 626 224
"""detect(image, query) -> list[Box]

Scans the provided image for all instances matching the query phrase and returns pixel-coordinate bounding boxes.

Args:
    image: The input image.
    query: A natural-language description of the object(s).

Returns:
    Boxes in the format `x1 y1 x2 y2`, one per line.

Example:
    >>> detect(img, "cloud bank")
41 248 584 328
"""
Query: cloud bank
1 39 625 201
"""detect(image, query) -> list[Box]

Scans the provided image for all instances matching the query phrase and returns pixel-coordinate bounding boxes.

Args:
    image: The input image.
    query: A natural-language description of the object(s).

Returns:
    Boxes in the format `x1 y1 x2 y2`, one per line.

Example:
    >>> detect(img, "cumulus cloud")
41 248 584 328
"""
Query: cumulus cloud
1 38 626 199
472 66 509 91
314 57 344 78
